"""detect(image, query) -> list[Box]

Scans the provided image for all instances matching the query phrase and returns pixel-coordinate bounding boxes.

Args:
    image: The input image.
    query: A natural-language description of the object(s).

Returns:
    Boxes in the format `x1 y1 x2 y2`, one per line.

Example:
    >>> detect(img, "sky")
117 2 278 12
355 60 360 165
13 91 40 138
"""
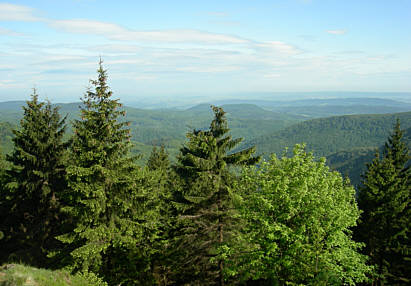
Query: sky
0 0 410 102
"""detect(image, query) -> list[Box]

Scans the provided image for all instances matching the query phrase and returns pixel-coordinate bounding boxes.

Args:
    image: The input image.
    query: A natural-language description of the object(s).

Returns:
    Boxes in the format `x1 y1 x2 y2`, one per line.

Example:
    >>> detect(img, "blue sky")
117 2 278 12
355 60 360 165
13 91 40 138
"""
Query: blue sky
0 0 410 102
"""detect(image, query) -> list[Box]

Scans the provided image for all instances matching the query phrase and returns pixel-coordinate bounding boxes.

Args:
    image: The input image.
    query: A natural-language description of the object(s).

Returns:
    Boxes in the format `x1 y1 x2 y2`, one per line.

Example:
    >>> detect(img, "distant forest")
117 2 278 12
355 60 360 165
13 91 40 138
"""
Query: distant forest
0 63 410 285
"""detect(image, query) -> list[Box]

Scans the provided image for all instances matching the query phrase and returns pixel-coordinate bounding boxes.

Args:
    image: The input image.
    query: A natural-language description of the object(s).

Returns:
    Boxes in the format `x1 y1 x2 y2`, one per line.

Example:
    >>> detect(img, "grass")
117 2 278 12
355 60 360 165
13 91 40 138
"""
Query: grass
0 264 98 286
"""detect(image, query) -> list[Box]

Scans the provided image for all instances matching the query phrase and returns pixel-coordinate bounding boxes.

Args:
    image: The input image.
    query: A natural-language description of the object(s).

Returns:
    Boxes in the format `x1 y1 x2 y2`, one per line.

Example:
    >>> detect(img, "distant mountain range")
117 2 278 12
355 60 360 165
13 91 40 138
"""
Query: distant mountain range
1 99 410 187
0 101 302 159
121 92 411 109
212 97 411 118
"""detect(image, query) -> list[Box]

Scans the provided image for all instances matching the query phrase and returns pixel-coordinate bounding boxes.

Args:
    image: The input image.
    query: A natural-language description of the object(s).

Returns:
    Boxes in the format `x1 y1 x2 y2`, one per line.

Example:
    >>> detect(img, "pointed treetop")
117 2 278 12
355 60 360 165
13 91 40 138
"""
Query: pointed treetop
384 118 410 171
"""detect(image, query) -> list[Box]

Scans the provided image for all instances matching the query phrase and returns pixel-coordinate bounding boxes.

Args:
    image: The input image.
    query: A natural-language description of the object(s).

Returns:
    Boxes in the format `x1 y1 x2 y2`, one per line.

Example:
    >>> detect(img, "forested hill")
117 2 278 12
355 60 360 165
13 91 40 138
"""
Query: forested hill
0 122 14 155
243 111 411 158
214 97 411 118
326 126 411 187
0 101 302 157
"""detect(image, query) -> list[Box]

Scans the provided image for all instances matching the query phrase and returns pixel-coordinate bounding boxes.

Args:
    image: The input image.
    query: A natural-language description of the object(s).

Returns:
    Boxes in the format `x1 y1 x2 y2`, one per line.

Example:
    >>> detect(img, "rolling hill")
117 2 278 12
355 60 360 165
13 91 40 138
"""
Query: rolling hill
1 101 410 186
215 97 411 118
0 101 302 161
326 126 411 187
243 111 411 158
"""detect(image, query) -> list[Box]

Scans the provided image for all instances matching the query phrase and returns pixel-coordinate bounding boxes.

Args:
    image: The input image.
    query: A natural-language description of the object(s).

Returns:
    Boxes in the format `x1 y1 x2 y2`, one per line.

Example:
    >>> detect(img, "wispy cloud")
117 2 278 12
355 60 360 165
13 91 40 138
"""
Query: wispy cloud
176 65 241 73
207 12 228 17
50 19 249 44
0 3 40 21
0 4 246 46
210 21 241 27
6 3 405 99
0 27 23 36
326 30 347 35
255 41 302 55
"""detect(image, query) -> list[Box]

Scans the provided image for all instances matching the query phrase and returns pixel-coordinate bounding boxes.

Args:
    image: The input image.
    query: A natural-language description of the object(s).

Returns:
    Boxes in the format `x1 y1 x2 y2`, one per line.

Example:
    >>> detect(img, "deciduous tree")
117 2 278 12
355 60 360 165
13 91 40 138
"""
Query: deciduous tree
235 145 371 285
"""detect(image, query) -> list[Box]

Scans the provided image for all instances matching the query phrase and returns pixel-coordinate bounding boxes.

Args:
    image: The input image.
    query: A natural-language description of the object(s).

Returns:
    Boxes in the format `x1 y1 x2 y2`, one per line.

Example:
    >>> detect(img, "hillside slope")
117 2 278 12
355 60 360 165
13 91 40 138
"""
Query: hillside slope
244 111 411 158
326 126 411 187
0 102 301 160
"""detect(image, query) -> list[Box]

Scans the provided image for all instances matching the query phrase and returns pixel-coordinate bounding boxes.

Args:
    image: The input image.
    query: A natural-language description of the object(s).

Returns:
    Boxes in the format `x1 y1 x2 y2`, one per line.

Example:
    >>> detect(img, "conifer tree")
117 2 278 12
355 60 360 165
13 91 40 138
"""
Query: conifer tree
0 91 68 266
172 106 259 285
0 146 6 243
58 61 147 284
145 145 176 285
384 119 410 174
147 145 170 171
356 119 410 285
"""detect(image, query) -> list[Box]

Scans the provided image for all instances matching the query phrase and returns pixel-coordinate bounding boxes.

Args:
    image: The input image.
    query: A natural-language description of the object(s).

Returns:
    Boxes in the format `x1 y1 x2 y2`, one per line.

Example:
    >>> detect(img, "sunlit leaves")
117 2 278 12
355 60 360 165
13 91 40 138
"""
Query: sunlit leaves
234 144 371 285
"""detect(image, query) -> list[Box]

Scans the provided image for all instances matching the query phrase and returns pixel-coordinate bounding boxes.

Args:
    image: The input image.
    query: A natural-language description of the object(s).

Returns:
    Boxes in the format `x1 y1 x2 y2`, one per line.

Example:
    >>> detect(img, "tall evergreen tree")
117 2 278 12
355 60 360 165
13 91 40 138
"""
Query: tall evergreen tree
356 119 410 285
0 145 6 243
147 145 170 172
58 61 147 284
0 91 68 267
384 119 410 174
145 145 176 285
172 106 259 285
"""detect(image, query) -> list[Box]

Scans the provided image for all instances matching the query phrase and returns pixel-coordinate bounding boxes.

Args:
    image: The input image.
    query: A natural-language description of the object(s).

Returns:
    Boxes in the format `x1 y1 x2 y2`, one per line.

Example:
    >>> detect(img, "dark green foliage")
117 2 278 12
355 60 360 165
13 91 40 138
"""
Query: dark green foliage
384 119 410 172
147 145 170 171
356 119 410 285
0 101 300 162
172 106 259 285
0 145 6 242
0 122 15 156
0 91 68 267
326 147 377 188
245 111 411 158
145 150 177 285
326 126 411 188
57 62 147 284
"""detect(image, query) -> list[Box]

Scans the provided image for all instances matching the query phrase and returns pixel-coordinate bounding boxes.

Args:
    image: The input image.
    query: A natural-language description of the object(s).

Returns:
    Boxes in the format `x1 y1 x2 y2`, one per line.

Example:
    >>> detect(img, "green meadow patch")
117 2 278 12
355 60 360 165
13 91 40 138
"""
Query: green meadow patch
0 264 100 286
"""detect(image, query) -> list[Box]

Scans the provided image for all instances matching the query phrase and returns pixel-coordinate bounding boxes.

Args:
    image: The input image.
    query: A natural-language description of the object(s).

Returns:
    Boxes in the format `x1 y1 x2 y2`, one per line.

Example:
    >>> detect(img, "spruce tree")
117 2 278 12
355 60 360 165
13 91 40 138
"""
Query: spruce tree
356 119 410 285
147 145 170 171
0 91 68 267
58 61 146 284
145 145 176 285
0 146 6 243
172 106 259 285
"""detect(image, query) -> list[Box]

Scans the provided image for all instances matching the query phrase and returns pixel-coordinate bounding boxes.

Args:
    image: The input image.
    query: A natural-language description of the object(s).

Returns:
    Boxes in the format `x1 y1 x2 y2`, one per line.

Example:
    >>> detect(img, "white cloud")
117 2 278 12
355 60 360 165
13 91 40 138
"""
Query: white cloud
50 19 248 44
50 19 123 35
326 30 347 35
0 3 40 21
0 27 22 36
0 79 21 87
255 41 302 55
175 65 241 73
